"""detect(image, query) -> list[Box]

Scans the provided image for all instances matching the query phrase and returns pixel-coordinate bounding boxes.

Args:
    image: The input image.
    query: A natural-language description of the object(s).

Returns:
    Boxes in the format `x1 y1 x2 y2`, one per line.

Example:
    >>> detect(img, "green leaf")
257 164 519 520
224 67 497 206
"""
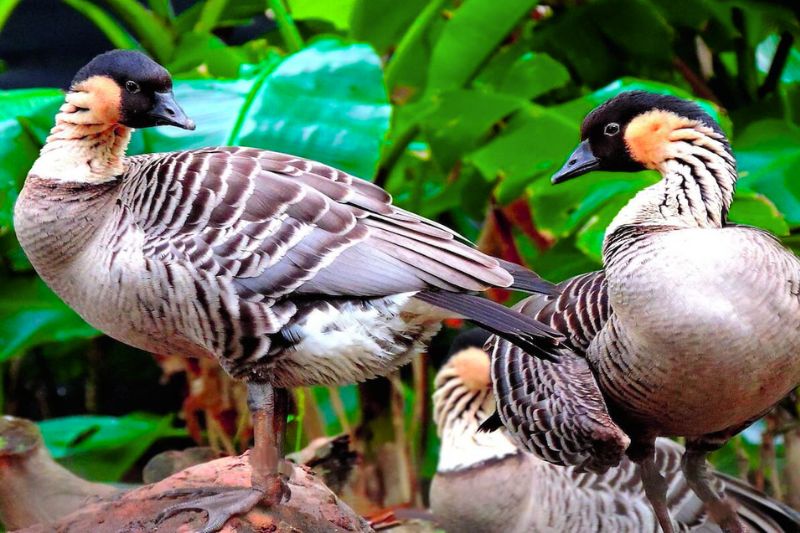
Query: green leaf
0 89 63 235
102 0 175 62
146 0 174 21
421 89 526 170
468 103 578 203
529 171 658 240
728 188 789 235
530 6 619 86
0 277 99 361
349 0 429 54
267 0 305 53
494 52 571 100
288 0 356 30
590 0 673 61
427 0 538 92
516 234 601 283
381 0 446 91
166 32 249 77
234 38 391 179
137 77 258 153
142 40 391 179
194 0 228 33
38 413 184 481
735 119 800 227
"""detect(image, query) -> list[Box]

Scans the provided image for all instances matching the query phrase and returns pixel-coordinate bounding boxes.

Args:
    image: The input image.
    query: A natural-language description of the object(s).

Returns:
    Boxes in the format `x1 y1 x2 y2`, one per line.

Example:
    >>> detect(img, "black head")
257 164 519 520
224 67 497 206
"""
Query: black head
552 91 723 184
71 50 194 130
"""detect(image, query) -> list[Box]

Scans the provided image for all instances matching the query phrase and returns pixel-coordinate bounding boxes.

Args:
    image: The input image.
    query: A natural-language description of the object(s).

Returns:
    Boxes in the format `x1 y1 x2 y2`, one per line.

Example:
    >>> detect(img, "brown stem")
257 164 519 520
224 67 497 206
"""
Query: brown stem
672 56 721 105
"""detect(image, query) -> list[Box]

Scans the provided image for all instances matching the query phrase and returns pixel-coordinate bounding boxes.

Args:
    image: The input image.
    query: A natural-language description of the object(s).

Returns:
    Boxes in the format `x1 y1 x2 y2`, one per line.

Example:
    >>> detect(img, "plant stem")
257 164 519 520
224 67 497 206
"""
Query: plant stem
194 0 228 33
267 0 304 53
759 32 795 99
384 0 448 90
226 62 276 145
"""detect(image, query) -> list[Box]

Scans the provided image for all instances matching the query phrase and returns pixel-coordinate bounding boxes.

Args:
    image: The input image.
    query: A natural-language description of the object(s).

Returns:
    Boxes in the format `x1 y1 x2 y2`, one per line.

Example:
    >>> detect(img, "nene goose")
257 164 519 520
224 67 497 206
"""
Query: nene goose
13 50 560 532
432 329 800 533
488 91 800 533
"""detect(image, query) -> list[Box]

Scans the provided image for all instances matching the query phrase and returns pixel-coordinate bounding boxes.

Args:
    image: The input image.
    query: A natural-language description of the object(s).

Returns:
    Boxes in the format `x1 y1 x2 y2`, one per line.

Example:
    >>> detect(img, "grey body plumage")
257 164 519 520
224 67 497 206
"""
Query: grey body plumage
16 146 556 387
489 91 800 532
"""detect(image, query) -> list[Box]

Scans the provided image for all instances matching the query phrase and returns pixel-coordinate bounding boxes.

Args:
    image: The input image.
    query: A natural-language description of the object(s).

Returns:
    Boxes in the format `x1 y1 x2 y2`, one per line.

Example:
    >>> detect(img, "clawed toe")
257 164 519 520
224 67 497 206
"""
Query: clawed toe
155 486 264 533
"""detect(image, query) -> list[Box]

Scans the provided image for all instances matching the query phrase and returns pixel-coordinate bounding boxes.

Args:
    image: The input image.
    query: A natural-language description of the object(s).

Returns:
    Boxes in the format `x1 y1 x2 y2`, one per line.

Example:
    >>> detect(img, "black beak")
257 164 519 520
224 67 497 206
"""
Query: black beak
150 91 195 130
551 140 600 184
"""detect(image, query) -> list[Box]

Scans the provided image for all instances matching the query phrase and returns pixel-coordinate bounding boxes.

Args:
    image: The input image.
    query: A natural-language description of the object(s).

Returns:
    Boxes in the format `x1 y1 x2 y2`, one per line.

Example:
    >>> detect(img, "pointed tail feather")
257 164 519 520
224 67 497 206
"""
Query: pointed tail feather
496 259 559 296
414 290 563 361
717 472 800 533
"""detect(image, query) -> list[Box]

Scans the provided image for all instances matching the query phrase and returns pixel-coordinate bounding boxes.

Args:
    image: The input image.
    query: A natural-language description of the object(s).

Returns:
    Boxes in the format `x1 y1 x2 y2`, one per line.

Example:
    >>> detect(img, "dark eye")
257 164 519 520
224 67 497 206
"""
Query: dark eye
125 80 140 94
604 122 620 136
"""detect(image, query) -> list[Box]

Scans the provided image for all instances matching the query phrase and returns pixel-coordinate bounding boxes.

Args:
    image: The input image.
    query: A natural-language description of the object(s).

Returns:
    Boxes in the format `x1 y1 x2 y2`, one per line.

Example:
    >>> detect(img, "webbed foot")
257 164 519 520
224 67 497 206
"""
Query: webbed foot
155 485 266 533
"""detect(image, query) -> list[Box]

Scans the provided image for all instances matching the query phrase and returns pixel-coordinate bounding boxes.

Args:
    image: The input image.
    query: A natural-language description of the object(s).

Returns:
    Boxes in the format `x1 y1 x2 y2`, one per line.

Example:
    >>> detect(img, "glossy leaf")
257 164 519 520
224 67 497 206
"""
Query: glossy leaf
137 78 258 153
0 89 62 235
735 118 800 227
421 89 526 171
39 413 184 481
101 0 175 62
728 188 789 236
468 103 579 203
349 0 429 54
426 0 538 92
0 277 98 361
234 38 391 179
166 32 250 77
494 52 571 100
591 0 674 61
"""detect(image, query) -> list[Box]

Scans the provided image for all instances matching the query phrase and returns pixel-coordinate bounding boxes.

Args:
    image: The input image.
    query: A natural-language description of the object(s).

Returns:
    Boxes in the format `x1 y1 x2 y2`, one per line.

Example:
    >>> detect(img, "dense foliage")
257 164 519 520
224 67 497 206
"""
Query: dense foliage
1 0 800 516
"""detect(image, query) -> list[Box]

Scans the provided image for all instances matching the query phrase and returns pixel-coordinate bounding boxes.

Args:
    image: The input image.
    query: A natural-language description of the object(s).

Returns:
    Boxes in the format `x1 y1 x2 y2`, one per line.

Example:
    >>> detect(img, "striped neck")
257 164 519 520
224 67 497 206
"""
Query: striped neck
29 92 132 184
433 361 519 473
605 123 736 243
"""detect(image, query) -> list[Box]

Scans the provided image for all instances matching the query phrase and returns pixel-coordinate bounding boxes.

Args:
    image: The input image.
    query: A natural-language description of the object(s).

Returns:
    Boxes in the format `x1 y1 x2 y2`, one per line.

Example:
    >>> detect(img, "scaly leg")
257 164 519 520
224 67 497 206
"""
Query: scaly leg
637 446 676 533
250 382 291 505
682 440 745 533
155 382 290 532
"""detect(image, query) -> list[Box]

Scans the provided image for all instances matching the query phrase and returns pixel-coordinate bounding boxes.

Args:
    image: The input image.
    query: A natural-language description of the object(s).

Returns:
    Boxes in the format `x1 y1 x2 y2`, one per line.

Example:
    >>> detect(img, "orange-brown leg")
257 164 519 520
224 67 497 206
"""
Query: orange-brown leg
248 383 291 505
154 382 290 533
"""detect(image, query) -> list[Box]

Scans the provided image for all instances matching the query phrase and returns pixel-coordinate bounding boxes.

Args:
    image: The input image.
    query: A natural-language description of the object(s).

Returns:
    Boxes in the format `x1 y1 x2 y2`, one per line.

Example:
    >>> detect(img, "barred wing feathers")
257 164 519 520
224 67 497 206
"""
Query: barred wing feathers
123 147 517 295
120 147 558 362
490 271 630 472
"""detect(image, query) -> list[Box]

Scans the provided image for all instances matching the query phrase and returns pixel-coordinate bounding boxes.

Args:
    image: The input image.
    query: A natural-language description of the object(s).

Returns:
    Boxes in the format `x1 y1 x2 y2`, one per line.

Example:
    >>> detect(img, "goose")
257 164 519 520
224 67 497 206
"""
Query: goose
431 329 800 533
487 91 800 533
12 50 561 532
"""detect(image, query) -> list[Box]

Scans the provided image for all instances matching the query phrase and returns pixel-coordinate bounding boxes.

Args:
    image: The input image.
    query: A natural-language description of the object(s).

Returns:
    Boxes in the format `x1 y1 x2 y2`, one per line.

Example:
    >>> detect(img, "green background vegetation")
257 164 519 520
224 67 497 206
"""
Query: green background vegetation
1 0 799 517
